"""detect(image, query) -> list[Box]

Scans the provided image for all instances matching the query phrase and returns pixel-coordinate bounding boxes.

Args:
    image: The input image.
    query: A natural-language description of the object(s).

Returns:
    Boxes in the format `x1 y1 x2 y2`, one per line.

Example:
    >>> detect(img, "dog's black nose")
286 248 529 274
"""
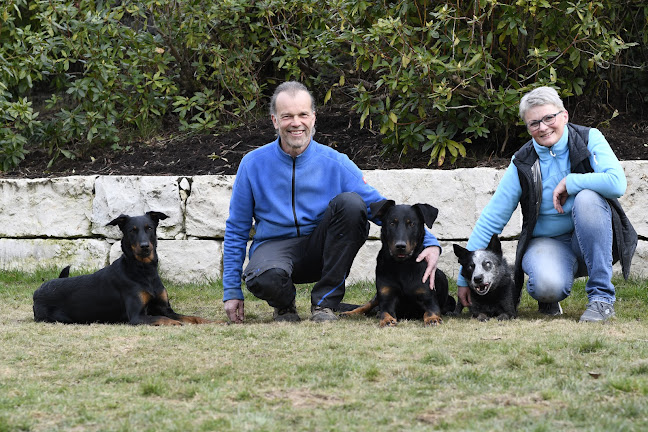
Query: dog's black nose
395 242 407 252
473 275 483 285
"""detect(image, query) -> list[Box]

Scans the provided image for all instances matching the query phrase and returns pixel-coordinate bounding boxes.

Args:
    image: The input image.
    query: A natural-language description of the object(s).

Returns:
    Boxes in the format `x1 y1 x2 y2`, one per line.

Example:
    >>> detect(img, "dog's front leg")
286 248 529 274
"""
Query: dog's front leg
125 292 183 326
377 286 398 327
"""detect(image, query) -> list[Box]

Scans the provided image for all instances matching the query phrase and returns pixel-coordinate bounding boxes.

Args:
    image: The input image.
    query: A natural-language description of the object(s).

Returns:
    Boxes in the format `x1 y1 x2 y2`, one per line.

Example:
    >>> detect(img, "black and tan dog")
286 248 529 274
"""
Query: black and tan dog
453 234 517 321
342 200 455 327
33 211 212 325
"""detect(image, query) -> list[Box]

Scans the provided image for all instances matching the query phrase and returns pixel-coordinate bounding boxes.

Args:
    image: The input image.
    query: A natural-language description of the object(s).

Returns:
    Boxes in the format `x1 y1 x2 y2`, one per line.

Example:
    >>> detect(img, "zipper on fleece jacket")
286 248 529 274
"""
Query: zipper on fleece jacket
291 158 301 236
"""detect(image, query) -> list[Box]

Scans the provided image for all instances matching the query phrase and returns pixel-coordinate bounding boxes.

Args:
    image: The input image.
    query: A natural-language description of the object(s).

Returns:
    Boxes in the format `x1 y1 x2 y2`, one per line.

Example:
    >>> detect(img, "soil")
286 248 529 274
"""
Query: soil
2 105 647 179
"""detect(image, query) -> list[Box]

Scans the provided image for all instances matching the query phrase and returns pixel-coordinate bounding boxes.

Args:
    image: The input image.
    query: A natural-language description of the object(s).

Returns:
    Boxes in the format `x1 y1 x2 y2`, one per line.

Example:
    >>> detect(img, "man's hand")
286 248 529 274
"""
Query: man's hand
224 299 245 323
457 285 472 307
552 177 569 214
416 246 441 290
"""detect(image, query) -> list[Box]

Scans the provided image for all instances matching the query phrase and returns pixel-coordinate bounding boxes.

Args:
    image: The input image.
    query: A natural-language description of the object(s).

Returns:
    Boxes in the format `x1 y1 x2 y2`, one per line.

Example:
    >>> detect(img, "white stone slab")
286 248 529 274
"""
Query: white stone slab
0 176 95 237
619 161 648 238
364 168 522 240
109 239 223 284
92 176 185 239
0 238 109 272
185 175 234 238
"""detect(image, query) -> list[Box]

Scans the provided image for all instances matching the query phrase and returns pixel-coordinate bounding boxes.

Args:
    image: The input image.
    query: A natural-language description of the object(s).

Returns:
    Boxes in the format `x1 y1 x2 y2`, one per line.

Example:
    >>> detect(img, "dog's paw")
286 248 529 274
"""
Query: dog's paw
476 313 490 322
379 313 398 327
424 313 443 326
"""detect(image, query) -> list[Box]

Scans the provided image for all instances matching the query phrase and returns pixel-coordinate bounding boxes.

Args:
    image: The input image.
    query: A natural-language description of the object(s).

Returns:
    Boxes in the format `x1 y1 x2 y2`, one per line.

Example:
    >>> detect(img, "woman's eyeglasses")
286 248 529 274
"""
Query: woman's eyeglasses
526 111 564 131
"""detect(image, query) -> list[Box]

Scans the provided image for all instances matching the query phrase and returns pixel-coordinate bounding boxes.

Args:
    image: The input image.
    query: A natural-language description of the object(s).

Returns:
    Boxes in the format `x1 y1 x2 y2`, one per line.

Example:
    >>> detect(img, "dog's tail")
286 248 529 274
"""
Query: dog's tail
58 266 71 278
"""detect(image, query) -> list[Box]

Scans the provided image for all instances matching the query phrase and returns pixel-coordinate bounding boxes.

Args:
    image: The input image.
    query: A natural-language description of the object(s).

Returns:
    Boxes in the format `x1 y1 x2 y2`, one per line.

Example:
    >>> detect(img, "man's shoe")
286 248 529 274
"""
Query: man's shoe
579 301 616 322
538 301 563 316
273 302 301 322
311 305 338 322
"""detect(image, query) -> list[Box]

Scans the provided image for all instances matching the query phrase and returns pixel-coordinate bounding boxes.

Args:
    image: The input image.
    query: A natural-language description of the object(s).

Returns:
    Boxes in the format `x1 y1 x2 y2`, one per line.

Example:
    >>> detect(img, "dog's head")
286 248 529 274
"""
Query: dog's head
370 200 438 261
107 211 169 264
453 234 505 296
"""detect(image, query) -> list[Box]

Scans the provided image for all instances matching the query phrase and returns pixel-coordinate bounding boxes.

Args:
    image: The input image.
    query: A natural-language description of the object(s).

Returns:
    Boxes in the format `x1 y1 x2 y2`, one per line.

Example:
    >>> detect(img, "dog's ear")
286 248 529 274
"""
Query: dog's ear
146 211 169 225
413 203 438 228
370 199 395 220
453 244 470 263
486 233 502 255
106 214 129 229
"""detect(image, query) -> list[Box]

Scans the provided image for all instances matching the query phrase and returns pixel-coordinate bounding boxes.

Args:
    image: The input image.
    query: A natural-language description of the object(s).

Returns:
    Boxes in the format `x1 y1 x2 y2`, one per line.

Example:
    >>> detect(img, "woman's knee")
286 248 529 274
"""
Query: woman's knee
526 272 571 302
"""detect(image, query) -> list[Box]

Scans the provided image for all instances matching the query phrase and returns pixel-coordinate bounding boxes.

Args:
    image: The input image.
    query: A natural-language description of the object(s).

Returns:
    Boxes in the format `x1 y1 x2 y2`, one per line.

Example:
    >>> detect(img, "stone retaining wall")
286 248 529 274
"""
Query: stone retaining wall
1 161 646 284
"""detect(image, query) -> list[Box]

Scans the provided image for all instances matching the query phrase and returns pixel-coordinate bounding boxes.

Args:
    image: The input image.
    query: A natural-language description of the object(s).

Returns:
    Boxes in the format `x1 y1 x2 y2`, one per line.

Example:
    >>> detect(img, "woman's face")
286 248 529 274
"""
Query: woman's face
524 104 569 148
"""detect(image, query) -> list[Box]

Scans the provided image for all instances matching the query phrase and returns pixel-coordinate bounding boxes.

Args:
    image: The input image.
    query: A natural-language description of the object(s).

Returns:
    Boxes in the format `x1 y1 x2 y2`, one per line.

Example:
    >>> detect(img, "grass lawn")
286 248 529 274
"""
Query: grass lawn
1 269 647 431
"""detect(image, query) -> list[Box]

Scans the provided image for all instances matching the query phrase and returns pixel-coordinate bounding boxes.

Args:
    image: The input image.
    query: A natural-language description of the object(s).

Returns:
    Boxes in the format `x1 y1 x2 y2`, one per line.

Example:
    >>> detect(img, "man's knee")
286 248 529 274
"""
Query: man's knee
245 268 294 306
329 192 369 236
331 192 367 217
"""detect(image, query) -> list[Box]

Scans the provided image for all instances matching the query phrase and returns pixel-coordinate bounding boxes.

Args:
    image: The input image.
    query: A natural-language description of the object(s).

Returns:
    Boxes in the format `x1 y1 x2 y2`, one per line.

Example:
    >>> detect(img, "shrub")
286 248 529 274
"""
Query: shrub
0 0 645 170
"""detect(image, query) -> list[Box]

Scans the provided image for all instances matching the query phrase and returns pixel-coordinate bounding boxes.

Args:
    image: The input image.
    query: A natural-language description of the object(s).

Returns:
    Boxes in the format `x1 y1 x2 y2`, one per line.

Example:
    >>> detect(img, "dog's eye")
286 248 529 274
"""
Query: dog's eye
483 261 492 270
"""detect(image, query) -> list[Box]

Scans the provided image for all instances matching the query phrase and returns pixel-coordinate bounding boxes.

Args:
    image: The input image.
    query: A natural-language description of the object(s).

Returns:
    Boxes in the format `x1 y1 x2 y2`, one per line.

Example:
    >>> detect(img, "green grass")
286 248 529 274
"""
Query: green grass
1 269 648 431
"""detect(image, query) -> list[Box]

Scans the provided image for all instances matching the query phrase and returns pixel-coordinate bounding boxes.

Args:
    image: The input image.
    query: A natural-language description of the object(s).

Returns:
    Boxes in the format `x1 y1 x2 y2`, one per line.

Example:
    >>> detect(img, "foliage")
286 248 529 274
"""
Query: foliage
0 0 645 170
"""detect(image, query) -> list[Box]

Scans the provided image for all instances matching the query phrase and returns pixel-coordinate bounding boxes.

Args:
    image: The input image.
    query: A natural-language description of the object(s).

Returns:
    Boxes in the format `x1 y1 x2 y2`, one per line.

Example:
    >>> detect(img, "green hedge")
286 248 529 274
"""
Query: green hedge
1 0 645 170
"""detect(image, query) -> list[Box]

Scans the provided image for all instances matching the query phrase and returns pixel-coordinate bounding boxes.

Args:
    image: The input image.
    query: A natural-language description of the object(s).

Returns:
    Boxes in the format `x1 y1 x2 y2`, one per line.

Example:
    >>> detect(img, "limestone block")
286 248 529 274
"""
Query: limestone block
92 176 184 239
185 175 234 238
614 239 648 279
347 240 381 283
0 176 95 237
364 168 521 240
0 238 110 272
619 161 648 238
109 239 223 284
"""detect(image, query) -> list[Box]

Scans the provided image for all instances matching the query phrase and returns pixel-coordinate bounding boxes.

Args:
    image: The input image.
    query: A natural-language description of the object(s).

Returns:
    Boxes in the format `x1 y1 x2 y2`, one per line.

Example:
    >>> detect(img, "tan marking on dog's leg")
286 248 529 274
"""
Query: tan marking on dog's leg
151 316 183 326
340 296 379 317
177 315 221 324
139 291 152 305
379 312 397 328
423 311 442 326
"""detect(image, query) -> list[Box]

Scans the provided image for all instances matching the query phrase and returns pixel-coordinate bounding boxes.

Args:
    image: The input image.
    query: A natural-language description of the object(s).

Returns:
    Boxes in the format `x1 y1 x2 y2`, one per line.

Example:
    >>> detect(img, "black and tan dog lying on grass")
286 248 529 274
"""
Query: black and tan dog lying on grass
341 200 455 327
33 211 212 326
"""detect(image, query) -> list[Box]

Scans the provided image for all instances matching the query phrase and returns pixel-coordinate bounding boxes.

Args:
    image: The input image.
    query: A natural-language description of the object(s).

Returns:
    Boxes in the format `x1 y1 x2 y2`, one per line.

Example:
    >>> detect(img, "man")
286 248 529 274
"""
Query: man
456 86 636 322
222 81 442 323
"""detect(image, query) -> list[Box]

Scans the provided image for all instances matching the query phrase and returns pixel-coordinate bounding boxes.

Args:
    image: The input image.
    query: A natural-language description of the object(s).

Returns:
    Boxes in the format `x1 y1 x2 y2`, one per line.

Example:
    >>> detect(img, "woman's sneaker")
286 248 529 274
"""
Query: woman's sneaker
538 302 563 316
579 301 615 322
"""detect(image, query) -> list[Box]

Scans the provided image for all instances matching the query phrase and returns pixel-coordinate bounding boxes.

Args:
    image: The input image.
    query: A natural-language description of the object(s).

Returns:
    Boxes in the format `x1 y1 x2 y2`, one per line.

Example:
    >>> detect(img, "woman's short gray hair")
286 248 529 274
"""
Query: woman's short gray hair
269 81 316 116
519 86 565 119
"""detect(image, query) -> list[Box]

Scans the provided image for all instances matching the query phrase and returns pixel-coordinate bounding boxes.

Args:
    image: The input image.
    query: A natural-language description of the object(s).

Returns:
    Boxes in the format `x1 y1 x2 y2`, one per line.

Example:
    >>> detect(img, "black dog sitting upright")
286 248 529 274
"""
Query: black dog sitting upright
453 234 517 321
33 211 212 325
342 200 455 327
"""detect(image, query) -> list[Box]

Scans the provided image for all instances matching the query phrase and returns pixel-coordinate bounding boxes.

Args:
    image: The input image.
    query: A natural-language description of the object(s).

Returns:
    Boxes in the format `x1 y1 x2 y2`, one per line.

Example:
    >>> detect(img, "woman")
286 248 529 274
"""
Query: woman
456 86 637 322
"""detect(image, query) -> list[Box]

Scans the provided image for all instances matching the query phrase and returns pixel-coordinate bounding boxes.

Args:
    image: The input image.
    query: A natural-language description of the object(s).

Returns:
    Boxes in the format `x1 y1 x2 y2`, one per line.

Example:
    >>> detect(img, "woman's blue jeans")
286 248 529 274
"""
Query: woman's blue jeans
521 189 615 304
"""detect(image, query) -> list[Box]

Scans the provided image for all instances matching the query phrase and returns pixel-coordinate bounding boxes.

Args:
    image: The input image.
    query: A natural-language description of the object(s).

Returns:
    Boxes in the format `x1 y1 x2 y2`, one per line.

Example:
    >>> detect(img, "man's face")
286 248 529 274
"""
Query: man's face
524 104 569 148
271 90 316 157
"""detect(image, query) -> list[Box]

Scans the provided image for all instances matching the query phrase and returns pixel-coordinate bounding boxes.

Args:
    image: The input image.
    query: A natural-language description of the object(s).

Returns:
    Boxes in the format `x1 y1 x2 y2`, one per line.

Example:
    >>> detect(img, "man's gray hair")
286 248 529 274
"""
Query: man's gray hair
269 81 316 116
519 86 565 120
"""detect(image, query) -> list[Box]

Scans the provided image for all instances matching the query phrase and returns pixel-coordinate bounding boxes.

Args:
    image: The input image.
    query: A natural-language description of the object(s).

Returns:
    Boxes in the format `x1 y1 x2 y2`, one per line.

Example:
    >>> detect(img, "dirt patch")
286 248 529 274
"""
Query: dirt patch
2 106 646 179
